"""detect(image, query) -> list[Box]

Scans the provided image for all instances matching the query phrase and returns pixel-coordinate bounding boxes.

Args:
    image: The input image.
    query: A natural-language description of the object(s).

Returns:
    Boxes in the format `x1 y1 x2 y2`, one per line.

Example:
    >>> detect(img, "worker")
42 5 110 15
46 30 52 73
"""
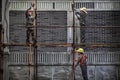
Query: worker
25 3 35 43
75 7 87 43
26 3 35 25
74 48 88 80
75 7 87 26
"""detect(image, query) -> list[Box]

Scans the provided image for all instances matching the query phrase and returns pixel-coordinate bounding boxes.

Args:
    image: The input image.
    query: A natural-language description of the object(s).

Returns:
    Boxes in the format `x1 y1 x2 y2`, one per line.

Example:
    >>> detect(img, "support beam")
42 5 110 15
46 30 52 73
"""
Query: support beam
33 0 37 80
72 0 75 79
1 43 120 47
0 23 3 80
18 25 120 28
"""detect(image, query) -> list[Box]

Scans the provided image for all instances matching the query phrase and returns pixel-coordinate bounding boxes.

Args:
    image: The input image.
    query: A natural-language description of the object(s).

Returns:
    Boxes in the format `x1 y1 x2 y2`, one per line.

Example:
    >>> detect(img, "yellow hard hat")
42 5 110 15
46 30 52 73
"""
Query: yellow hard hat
80 7 87 13
77 48 84 53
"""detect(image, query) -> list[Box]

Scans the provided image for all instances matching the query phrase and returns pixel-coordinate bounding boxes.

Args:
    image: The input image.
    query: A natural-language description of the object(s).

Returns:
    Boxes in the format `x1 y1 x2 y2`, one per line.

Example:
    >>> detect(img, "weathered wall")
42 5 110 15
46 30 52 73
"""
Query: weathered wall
9 66 72 80
9 11 67 52
8 11 120 80
1 0 119 80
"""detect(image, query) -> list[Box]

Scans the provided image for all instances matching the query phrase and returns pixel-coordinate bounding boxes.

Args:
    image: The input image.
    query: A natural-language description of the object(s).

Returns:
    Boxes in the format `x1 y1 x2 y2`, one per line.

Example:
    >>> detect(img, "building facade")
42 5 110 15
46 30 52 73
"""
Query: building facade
2 0 120 80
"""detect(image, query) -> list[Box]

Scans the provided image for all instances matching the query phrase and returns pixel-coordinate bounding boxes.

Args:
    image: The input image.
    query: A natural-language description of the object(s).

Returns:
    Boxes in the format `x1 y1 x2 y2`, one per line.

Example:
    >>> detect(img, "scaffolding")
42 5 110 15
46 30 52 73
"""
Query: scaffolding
1 0 120 80
2 23 120 80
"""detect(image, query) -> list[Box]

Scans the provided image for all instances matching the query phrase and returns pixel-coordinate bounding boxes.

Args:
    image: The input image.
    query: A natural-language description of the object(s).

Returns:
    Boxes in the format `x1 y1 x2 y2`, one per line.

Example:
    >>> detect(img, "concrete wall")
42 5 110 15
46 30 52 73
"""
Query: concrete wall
2 0 120 80
8 10 120 80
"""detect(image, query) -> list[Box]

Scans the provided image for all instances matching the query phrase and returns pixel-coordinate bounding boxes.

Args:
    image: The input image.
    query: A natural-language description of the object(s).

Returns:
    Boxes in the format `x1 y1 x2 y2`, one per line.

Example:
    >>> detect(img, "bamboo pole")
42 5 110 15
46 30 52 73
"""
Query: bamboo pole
28 43 32 80
1 43 120 47
18 25 120 28
33 0 37 80
72 0 76 80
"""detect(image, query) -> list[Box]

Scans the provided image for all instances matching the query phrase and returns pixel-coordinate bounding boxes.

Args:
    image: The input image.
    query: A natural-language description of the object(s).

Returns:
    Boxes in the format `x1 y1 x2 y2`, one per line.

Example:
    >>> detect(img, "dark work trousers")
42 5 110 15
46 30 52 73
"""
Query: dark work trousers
77 11 86 43
26 17 34 43
26 28 34 43
26 18 34 25
80 24 85 43
80 64 88 80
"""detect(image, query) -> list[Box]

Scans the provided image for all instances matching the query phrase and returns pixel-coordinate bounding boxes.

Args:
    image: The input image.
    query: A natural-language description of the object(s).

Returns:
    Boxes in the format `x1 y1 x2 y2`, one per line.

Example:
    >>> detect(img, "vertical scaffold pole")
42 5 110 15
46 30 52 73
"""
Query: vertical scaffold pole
0 23 3 80
72 0 76 80
33 0 37 80
28 44 32 80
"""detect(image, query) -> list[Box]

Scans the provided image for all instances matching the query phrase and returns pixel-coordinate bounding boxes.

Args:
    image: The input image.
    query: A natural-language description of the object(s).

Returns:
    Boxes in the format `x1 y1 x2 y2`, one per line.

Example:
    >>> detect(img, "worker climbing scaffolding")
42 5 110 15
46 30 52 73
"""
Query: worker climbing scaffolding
25 1 38 80
75 7 87 26
25 3 35 44
77 7 87 43
74 7 88 43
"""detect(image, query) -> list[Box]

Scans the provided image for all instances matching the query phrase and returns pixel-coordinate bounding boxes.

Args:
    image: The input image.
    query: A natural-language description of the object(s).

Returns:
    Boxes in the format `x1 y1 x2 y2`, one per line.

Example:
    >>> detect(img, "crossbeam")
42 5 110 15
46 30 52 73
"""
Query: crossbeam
1 43 120 47
0 43 72 47
18 25 120 28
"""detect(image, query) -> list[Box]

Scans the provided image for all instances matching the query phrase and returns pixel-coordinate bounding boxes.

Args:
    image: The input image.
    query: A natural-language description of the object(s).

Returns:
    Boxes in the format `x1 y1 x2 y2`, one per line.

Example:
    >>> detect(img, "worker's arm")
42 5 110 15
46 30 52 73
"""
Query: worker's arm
71 4 81 20
74 57 81 68
75 11 81 20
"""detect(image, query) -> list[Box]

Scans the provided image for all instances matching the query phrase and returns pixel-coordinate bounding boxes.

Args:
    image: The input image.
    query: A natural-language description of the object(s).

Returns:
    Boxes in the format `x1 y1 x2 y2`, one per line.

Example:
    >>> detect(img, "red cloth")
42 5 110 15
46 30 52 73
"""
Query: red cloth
79 54 87 65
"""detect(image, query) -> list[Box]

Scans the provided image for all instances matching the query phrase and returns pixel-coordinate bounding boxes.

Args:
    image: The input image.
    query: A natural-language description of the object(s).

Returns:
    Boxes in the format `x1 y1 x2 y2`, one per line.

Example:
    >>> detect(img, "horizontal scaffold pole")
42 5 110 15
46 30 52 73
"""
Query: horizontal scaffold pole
17 25 120 28
0 43 120 47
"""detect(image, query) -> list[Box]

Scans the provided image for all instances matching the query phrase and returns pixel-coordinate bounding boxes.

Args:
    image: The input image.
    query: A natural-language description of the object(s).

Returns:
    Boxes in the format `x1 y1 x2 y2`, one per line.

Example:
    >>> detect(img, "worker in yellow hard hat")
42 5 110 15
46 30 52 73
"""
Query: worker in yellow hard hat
77 48 84 53
80 7 87 14
74 7 88 43
74 48 88 80
75 7 88 26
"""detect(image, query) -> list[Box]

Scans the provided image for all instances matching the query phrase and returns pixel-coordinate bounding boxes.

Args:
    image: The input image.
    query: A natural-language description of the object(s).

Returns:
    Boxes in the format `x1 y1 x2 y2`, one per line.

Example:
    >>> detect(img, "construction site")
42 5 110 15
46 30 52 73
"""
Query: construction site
0 0 120 80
